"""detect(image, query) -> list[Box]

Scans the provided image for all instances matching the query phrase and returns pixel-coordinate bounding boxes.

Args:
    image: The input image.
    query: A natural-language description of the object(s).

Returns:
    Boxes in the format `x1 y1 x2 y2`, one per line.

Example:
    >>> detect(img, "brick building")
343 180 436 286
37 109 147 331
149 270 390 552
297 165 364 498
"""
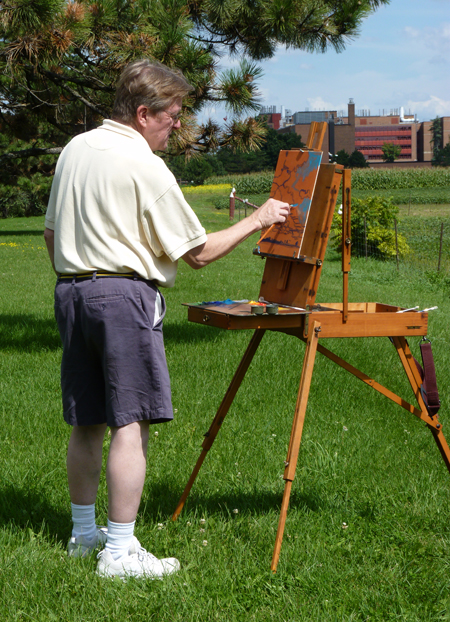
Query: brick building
271 100 450 165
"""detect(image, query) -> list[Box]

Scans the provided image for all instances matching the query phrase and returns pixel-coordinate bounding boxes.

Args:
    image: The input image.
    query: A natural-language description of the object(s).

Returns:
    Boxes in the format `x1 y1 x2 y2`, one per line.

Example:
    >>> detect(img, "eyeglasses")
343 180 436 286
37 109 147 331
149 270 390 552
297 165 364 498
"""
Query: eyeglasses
164 110 182 124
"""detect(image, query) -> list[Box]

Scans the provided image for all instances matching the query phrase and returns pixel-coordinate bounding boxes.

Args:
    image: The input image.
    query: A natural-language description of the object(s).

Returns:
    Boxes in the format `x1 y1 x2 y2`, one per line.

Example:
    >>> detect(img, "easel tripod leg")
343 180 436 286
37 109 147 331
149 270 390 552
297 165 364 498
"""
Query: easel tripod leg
271 321 321 572
172 329 266 521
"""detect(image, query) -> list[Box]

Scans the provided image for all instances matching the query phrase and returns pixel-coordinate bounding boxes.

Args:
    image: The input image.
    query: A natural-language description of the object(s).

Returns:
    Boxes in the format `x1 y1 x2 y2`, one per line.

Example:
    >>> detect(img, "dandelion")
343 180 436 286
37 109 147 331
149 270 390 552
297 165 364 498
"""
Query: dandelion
202 540 208 546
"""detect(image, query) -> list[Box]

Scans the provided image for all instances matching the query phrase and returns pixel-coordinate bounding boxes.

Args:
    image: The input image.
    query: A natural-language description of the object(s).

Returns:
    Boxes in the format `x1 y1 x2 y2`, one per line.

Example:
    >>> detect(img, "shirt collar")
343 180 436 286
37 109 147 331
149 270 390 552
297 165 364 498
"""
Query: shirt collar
100 119 152 151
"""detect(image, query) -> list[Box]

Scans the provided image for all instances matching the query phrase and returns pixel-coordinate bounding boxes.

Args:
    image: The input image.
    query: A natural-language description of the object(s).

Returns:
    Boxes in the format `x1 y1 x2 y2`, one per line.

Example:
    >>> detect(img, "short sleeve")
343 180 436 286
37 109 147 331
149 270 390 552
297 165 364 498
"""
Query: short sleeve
144 184 207 262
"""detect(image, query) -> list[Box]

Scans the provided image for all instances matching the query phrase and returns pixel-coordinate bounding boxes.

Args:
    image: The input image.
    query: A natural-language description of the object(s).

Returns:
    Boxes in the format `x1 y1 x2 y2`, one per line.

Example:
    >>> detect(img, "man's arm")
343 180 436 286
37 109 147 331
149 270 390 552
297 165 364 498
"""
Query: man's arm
44 227 57 274
182 198 290 269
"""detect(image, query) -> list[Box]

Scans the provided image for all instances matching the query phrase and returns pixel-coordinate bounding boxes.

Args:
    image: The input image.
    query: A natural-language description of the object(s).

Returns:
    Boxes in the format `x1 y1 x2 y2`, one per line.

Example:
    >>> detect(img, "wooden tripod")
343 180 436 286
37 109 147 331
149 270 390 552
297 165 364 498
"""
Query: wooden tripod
172 131 450 571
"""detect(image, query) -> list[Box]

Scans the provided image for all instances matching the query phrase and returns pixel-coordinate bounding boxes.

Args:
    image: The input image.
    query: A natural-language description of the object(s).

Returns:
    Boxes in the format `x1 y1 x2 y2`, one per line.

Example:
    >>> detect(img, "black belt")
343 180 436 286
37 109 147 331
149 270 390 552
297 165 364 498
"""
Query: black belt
58 272 148 282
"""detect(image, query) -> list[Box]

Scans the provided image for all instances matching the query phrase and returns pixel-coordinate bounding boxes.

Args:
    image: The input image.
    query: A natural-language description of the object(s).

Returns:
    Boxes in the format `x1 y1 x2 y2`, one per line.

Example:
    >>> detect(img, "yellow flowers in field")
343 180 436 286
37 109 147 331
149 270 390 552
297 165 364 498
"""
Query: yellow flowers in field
182 183 231 194
0 241 45 250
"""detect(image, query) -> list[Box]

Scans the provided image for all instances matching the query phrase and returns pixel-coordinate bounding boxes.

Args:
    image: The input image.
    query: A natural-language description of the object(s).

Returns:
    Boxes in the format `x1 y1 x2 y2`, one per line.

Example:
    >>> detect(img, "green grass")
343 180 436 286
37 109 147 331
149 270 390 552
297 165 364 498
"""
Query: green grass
1 211 450 621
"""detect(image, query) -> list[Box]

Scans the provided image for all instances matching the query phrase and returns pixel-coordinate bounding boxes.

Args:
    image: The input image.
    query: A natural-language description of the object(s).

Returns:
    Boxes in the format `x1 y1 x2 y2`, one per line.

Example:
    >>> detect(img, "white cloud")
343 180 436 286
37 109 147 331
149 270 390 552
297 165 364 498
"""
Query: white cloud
407 95 450 119
306 96 335 111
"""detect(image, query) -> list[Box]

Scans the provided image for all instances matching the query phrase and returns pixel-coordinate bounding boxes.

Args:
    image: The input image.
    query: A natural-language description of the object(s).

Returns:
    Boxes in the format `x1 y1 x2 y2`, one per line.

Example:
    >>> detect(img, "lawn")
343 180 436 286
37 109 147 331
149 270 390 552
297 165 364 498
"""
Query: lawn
1 204 450 621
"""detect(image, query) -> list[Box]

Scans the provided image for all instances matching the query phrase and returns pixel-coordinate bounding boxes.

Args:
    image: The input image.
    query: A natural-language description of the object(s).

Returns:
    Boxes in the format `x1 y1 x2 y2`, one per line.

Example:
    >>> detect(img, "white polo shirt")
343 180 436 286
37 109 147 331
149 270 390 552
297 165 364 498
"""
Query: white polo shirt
45 120 207 287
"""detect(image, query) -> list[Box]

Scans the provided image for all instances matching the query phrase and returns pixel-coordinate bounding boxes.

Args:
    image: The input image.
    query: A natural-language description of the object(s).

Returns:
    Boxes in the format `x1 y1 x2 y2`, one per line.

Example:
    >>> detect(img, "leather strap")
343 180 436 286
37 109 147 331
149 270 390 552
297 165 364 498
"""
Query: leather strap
415 341 441 417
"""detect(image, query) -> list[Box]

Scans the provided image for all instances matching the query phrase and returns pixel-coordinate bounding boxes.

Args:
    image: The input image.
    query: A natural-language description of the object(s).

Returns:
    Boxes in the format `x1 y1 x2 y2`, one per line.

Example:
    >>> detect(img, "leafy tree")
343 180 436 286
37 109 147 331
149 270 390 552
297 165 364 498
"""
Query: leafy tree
433 141 450 167
213 126 305 174
382 142 402 163
331 149 350 167
168 154 225 185
348 149 369 168
332 149 368 168
430 117 443 165
430 117 450 167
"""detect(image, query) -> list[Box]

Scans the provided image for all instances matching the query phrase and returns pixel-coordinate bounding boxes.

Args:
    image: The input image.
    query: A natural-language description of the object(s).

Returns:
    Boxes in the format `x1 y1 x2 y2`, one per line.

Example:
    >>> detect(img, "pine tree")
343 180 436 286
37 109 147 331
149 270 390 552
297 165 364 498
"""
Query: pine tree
0 0 390 211
1 0 390 155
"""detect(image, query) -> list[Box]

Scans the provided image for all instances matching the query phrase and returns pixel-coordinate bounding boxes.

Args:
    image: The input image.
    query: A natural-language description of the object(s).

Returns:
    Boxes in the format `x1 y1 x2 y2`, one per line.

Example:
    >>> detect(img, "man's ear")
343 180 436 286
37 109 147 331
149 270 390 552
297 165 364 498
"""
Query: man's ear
135 105 149 128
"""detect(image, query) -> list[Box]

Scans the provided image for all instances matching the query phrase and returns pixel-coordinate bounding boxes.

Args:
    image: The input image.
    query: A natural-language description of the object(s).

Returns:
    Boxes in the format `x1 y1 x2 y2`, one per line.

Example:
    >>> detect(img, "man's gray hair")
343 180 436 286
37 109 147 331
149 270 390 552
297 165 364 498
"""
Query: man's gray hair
112 59 192 123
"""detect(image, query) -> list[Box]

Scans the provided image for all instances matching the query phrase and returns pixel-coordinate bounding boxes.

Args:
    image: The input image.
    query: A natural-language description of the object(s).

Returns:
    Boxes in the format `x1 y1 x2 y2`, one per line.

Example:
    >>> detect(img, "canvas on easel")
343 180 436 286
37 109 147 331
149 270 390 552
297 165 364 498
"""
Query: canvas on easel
257 150 322 259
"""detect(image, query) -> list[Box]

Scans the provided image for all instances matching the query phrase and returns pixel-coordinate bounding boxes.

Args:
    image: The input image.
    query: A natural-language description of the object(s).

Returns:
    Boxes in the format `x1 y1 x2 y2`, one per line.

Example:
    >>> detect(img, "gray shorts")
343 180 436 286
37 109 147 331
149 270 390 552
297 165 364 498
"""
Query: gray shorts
54 276 173 427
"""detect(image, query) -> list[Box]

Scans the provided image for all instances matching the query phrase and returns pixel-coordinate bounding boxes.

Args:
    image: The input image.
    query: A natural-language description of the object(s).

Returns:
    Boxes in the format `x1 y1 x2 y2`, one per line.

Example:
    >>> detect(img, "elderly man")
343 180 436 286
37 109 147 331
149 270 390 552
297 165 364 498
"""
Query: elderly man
44 59 290 580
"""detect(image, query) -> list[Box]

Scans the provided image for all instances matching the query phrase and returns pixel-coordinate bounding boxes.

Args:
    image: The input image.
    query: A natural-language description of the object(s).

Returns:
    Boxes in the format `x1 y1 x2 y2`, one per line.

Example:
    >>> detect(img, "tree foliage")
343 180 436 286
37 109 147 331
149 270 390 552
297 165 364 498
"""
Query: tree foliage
430 117 450 167
167 125 305 182
0 0 390 156
381 142 402 163
331 148 369 168
0 0 389 214
433 142 450 167
430 116 443 165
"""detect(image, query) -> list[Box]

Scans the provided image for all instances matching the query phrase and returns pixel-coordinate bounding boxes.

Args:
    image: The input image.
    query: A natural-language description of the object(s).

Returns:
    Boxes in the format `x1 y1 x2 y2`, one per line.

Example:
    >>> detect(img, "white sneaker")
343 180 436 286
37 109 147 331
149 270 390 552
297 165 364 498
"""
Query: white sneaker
67 526 108 558
96 538 180 580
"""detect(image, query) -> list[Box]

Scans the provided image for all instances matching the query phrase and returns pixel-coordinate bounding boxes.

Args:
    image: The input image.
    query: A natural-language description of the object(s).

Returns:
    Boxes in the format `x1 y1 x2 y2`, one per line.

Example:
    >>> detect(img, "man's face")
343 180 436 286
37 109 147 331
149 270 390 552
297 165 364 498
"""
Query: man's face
141 98 182 152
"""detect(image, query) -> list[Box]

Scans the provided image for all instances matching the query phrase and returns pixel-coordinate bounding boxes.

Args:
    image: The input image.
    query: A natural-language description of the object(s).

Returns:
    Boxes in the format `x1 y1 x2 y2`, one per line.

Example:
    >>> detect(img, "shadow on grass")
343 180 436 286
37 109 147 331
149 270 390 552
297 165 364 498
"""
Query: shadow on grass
164 321 228 345
0 230 44 237
0 484 71 544
0 314 61 352
142 479 328 522
0 314 226 351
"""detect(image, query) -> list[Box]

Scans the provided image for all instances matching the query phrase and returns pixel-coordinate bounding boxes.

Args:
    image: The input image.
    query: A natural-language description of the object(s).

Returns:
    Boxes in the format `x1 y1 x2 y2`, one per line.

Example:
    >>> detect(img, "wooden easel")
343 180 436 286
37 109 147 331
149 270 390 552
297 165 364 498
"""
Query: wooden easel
172 125 450 572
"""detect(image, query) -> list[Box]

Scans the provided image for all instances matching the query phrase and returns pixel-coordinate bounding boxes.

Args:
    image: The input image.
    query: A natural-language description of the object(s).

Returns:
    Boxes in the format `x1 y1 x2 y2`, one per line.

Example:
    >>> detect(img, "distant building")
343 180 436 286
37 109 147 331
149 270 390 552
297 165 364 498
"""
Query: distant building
262 101 450 166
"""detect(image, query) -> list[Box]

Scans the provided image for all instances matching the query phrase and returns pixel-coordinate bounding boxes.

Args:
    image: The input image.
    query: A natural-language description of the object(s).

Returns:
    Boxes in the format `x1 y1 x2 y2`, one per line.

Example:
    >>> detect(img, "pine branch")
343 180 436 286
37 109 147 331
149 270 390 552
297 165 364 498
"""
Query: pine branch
0 146 63 162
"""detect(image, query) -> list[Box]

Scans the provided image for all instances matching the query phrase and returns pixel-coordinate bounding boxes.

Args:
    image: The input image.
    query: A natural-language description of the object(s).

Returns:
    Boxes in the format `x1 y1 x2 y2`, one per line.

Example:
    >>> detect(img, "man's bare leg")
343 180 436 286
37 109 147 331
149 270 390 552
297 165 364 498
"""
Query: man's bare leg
102 421 150 560
106 420 150 524
67 424 107 504
66 423 108 551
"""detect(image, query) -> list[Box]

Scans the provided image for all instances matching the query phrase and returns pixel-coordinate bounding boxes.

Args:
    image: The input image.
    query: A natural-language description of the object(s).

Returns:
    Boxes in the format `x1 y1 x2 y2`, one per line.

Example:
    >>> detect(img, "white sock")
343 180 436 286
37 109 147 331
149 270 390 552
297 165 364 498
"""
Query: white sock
71 503 97 540
105 520 135 560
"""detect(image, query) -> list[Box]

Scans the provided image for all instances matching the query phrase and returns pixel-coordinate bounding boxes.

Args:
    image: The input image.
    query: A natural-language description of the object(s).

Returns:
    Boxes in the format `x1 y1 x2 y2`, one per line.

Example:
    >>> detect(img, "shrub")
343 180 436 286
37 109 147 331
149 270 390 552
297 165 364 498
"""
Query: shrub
332 195 410 259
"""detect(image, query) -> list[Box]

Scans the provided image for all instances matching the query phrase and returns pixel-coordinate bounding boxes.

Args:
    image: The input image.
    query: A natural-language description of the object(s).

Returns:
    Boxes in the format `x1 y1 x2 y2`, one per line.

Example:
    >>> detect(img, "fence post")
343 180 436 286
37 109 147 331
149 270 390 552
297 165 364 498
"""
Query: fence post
229 188 235 221
394 218 399 270
438 222 444 272
364 216 368 259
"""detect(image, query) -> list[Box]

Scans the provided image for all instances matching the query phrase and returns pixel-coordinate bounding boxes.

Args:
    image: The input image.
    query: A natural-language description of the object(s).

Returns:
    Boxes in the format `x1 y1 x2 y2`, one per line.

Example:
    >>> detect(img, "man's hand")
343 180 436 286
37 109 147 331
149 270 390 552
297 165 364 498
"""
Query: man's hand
251 198 291 230
182 198 291 270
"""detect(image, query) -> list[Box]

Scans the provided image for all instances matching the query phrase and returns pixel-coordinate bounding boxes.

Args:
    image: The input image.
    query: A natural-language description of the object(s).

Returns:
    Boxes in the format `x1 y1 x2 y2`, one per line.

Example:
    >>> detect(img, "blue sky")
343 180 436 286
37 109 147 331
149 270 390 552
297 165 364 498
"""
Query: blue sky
199 0 450 124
